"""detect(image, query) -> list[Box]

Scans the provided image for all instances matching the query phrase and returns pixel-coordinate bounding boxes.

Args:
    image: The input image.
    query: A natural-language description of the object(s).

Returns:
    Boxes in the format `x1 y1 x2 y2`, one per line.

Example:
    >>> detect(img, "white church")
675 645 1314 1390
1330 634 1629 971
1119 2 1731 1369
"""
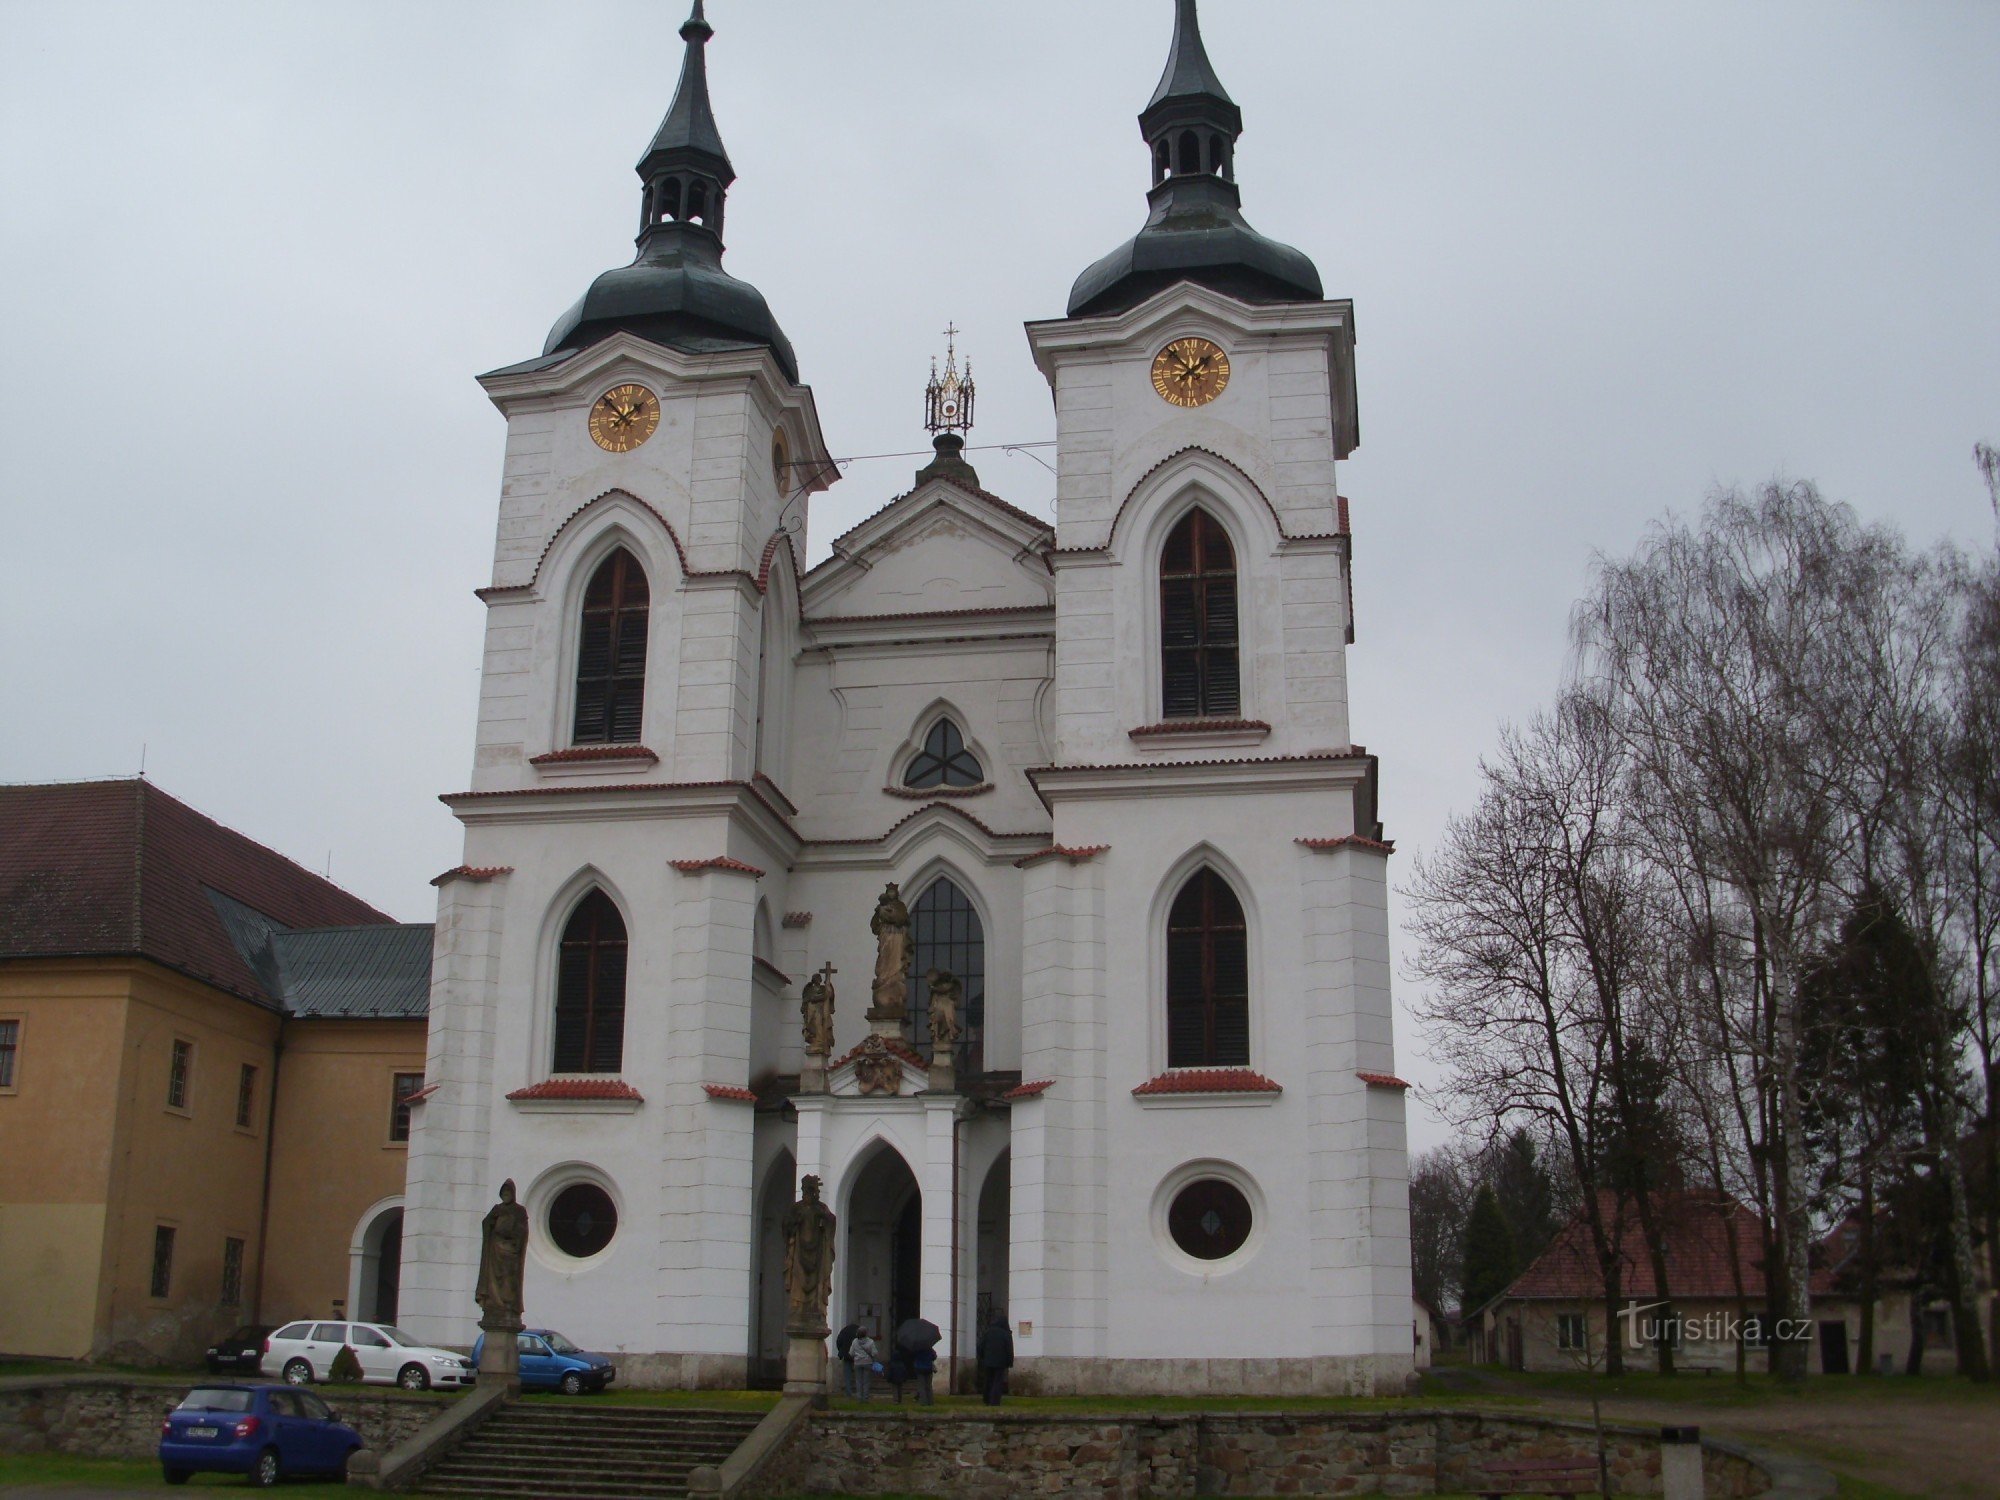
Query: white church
401 0 1414 1396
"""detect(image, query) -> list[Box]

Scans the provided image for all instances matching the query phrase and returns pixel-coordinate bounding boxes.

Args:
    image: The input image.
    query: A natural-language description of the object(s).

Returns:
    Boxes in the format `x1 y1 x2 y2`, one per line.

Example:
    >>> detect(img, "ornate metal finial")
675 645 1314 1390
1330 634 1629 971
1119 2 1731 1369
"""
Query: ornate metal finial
924 324 975 437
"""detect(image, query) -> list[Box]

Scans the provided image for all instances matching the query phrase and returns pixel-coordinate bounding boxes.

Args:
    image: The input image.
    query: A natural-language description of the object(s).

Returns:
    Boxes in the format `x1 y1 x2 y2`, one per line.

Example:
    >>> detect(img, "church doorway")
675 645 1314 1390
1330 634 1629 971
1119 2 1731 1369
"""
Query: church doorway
352 1203 404 1324
749 1152 794 1388
843 1147 921 1343
975 1153 1009 1334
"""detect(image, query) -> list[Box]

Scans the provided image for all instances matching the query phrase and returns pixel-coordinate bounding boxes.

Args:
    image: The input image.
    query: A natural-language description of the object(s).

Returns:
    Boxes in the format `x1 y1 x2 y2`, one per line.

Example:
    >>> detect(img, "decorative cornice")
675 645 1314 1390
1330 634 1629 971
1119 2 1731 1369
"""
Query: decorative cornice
801 799 1046 849
1129 718 1270 749
529 745 659 766
1013 844 1110 868
883 781 993 800
671 856 767 878
1132 1068 1282 1096
506 1078 643 1102
430 864 514 886
1026 751 1369 810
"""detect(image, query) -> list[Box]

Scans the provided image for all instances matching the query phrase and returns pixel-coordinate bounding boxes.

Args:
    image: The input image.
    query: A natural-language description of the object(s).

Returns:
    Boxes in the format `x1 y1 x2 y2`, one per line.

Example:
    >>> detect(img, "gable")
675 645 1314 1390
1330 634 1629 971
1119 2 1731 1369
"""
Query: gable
804 482 1053 621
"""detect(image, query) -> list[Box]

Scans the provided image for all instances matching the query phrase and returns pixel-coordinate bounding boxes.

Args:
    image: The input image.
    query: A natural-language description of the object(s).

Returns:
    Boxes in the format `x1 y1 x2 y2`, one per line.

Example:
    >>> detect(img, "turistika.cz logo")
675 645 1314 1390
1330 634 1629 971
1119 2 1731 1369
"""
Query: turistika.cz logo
1618 1302 1810 1349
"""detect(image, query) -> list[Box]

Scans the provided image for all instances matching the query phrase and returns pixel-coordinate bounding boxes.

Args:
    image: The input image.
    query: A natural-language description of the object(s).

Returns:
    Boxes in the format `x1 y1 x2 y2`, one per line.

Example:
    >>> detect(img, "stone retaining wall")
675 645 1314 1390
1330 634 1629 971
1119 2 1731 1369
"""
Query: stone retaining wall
0 1378 450 1462
749 1409 1777 1498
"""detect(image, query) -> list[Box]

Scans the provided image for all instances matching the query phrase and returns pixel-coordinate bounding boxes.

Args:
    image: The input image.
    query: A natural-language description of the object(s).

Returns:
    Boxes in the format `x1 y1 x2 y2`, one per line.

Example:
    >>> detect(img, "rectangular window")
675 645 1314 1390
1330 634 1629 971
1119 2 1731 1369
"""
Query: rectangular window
0 1019 18 1088
221 1237 245 1306
1922 1308 1954 1347
151 1225 176 1299
389 1071 424 1143
236 1064 257 1129
167 1039 193 1110
1557 1313 1588 1351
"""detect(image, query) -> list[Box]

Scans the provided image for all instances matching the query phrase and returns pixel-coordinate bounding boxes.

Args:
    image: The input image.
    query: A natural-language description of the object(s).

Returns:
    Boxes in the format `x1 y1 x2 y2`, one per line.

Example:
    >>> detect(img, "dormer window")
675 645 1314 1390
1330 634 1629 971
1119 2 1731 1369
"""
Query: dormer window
904 719 982 789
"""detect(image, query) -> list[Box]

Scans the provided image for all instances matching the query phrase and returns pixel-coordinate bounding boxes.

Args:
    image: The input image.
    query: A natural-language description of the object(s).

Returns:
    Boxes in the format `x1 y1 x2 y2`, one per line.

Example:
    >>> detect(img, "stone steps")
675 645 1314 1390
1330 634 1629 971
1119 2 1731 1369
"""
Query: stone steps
418 1405 761 1500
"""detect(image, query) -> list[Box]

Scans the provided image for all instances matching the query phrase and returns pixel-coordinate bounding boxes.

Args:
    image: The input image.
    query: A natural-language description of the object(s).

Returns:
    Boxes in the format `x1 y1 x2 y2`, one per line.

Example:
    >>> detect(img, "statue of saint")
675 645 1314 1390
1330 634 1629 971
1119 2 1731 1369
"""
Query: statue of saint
926 967 963 1047
800 962 836 1057
869 882 911 1020
475 1179 529 1326
781 1174 837 1335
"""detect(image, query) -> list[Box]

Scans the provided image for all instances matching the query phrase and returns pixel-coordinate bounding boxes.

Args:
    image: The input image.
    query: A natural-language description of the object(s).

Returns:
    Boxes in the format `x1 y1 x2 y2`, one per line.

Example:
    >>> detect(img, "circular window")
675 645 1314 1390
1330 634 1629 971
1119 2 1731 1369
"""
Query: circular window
547 1183 618 1259
1166 1177 1254 1261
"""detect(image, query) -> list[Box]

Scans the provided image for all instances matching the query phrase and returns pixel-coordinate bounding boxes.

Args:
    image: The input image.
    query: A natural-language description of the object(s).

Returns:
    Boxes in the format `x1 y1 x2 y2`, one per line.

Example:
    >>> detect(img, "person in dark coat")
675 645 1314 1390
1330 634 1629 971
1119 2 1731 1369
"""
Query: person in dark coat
834 1319 861 1397
975 1310 1014 1405
884 1350 910 1402
911 1341 937 1404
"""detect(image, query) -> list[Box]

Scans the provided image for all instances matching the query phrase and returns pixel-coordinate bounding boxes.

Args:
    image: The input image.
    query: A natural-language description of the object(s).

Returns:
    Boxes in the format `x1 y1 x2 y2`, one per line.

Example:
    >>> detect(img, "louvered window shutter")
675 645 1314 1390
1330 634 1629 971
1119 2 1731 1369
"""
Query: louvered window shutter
572 550 649 745
552 891 628 1074
1165 869 1251 1068
1159 509 1240 719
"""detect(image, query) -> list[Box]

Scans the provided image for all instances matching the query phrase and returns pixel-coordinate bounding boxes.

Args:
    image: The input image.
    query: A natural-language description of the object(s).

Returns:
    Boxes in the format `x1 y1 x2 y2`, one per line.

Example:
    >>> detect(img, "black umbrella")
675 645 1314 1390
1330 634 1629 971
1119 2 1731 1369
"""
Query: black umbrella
894 1317 942 1352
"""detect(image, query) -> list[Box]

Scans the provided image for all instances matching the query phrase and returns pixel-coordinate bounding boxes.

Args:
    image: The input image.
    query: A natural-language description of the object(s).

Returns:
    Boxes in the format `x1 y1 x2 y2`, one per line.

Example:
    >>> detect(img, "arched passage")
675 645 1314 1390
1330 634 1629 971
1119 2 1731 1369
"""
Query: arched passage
349 1199 405 1325
975 1152 1010 1335
750 1151 794 1387
843 1146 921 1343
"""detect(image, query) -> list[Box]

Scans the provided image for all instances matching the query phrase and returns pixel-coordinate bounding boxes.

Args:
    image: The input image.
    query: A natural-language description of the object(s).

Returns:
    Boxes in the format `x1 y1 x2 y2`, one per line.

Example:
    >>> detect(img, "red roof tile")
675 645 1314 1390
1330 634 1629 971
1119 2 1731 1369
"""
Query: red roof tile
1132 1068 1283 1096
1498 1191 1835 1306
431 865 514 885
781 911 813 928
1003 1079 1056 1099
1013 844 1110 868
703 1083 758 1102
0 779 392 1006
1298 835 1397 854
831 1035 929 1070
1356 1071 1410 1088
1129 719 1270 738
528 745 659 765
669 856 766 877
505 1078 644 1102
402 1083 440 1104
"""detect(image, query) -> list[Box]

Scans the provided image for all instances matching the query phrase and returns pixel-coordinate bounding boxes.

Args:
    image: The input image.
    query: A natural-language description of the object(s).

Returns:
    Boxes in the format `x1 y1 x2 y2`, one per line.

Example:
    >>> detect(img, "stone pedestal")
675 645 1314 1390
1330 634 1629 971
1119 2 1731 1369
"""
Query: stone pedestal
477 1315 522 1390
783 1332 828 1395
1659 1427 1703 1500
800 1058 826 1093
927 1058 956 1094
865 1009 904 1040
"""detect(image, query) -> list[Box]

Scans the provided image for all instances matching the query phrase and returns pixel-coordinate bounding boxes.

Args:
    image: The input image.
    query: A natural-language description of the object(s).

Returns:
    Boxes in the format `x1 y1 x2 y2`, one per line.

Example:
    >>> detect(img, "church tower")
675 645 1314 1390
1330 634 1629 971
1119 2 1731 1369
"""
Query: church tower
1013 0 1411 1392
400 2 836 1378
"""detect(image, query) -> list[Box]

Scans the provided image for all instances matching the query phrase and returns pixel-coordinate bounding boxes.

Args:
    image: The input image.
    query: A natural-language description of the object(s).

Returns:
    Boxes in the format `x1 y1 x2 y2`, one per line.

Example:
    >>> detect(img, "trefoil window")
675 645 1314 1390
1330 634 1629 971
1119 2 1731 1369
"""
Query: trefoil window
904 719 983 788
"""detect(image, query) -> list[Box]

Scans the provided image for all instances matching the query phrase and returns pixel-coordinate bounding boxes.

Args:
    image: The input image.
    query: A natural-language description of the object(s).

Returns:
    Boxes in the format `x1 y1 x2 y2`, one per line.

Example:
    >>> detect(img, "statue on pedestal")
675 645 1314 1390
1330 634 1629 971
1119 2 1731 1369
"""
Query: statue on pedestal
781 1175 837 1337
800 962 836 1065
475 1179 529 1385
925 968 963 1049
866 883 911 1029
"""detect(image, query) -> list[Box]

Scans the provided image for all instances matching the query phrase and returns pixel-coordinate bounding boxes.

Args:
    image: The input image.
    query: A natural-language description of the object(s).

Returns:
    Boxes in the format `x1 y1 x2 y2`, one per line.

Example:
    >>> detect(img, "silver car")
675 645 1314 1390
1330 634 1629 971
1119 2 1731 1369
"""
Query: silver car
260 1320 473 1390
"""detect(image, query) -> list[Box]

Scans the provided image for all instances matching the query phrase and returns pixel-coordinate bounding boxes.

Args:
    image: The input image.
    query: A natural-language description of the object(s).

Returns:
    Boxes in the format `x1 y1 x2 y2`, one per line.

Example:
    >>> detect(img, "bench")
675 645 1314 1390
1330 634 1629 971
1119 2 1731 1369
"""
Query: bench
1476 1455 1600 1498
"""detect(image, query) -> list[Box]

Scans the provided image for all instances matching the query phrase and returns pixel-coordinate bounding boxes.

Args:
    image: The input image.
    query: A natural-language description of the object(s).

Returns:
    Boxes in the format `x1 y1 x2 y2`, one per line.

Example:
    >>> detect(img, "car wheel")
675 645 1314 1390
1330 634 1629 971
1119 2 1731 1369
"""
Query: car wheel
162 1467 190 1485
397 1363 430 1391
283 1358 313 1385
250 1447 280 1488
560 1371 584 1396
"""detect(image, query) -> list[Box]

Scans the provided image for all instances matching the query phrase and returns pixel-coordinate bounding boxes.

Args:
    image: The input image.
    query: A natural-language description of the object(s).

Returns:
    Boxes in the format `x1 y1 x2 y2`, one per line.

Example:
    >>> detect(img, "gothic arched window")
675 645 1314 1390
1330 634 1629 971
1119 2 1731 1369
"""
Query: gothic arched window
908 878 985 1066
573 549 649 745
553 891 627 1073
1160 508 1240 718
903 719 983 789
1166 868 1248 1068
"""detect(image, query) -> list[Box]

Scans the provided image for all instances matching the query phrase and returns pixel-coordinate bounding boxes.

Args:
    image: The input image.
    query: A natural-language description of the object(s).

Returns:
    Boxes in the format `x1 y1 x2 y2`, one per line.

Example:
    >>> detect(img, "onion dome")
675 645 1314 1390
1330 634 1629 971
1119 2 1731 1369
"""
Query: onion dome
544 2 798 380
1068 0 1322 319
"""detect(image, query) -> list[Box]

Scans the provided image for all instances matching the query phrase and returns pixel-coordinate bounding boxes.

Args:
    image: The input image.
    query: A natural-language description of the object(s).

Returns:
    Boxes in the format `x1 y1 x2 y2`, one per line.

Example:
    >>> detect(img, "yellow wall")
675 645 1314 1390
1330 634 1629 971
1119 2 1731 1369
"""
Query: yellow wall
260 1017 425 1326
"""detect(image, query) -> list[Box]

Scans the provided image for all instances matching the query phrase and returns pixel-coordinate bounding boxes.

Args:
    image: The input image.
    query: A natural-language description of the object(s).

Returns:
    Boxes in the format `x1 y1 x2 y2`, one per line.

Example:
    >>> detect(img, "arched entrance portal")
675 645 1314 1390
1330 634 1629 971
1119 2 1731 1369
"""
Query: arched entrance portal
976 1153 1009 1334
844 1147 920 1343
350 1201 405 1324
749 1151 795 1388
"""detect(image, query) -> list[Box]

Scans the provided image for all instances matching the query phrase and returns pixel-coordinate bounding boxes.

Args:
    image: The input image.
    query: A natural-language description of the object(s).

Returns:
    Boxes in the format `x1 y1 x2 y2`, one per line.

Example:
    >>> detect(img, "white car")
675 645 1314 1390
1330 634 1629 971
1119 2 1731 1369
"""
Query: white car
261 1320 474 1391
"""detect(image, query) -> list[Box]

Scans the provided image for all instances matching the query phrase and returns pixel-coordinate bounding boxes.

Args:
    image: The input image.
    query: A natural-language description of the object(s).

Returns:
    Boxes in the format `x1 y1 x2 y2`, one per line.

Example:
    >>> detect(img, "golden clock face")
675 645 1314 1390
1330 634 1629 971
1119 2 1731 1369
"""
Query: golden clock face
588 384 660 452
1151 337 1231 408
771 426 790 489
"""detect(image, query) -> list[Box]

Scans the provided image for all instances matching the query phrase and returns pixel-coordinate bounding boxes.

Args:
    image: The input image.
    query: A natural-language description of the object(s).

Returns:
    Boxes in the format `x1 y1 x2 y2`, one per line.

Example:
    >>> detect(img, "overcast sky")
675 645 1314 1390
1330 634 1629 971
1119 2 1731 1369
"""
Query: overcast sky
3 2 1996 1152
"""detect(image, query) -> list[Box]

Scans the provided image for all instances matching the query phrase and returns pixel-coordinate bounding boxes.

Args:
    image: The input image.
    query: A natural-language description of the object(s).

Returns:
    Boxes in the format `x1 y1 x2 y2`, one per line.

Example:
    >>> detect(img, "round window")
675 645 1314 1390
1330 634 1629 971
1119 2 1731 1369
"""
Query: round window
547 1182 618 1259
1166 1177 1254 1261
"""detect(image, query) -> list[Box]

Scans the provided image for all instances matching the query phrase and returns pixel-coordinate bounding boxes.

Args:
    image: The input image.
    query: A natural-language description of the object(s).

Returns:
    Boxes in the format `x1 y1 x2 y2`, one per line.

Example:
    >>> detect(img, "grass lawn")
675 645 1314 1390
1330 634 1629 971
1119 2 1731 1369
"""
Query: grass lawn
0 1452 352 1493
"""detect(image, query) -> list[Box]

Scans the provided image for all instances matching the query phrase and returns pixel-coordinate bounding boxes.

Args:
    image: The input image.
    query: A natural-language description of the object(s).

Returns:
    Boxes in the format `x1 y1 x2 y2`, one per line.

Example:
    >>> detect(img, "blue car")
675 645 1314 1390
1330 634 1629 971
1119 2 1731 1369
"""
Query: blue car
159 1383 360 1486
469 1327 617 1394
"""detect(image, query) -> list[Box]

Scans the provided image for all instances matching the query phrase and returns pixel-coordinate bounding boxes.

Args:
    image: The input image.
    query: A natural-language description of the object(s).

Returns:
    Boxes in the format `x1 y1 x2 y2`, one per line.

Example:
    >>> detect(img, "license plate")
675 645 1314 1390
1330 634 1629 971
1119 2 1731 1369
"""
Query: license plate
187 1426 218 1438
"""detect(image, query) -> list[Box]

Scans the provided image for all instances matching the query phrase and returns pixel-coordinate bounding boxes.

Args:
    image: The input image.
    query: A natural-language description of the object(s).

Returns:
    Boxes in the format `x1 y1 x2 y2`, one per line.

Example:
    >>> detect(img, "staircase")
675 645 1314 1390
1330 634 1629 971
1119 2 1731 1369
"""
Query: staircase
417 1402 764 1500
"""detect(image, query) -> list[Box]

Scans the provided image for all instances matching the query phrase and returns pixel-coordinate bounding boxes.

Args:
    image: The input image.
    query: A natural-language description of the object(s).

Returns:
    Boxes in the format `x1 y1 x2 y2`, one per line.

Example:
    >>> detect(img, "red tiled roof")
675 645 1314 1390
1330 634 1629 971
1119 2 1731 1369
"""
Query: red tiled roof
781 911 813 928
1013 844 1110 868
528 745 658 765
1297 835 1397 854
1003 1079 1056 1099
1338 494 1351 535
831 1035 929 1070
1029 750 1367 779
703 1083 758 1102
440 779 800 832
1132 1068 1283 1096
668 856 767 877
753 772 799 816
1129 719 1270 738
402 1083 440 1104
431 865 514 886
0 779 393 1006
810 604 1052 628
753 955 791 986
1357 1071 1410 1089
802 799 1047 848
505 1078 644 1102
1499 1191 1836 1305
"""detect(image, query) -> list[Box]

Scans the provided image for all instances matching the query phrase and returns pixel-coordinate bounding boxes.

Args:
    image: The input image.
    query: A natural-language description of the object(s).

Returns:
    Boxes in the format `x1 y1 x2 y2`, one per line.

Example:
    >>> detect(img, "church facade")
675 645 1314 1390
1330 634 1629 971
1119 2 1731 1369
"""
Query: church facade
401 0 1414 1395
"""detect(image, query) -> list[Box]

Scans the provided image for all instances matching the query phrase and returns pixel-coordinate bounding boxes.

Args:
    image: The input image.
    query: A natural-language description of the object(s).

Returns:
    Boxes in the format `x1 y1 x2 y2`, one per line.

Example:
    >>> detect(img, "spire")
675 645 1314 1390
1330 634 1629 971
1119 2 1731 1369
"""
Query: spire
1139 0 1243 160
1145 0 1238 122
640 0 734 185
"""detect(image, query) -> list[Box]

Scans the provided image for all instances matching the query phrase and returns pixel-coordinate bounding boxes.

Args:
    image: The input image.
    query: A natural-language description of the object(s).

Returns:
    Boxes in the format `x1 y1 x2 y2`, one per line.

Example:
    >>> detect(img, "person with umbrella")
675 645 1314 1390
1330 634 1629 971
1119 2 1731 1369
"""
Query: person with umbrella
895 1315 942 1405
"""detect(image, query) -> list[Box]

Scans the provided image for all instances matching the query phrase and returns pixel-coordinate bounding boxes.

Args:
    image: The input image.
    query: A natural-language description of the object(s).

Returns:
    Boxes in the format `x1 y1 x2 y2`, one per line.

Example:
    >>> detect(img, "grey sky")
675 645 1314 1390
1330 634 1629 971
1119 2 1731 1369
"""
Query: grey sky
3 2 1996 1152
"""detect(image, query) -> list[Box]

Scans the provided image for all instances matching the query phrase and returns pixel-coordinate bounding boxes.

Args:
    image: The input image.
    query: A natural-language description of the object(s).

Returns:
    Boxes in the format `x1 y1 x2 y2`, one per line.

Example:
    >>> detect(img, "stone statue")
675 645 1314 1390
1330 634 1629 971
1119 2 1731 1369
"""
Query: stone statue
475 1179 529 1326
854 1033 903 1096
800 962 836 1058
867 882 911 1024
780 1175 837 1336
925 967 963 1048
